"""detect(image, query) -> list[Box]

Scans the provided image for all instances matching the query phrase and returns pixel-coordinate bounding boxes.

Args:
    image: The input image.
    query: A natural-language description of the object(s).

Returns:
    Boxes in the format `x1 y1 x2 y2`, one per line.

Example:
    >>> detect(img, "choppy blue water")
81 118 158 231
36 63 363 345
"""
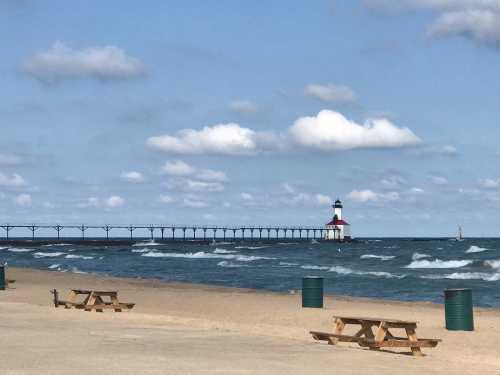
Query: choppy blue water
1 238 499 307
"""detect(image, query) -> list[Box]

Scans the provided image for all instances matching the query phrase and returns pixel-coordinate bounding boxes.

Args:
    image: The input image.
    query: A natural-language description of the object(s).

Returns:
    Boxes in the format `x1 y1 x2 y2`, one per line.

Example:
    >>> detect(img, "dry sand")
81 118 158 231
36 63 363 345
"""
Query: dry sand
1 267 499 374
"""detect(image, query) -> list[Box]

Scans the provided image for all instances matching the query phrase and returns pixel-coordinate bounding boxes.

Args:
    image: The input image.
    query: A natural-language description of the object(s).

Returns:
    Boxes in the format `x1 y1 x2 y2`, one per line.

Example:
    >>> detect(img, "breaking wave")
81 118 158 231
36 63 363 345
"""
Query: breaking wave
412 253 431 261
484 260 500 271
406 259 473 269
301 265 330 270
213 248 237 254
42 243 72 247
217 261 247 268
141 251 274 262
279 262 299 267
34 252 65 258
65 254 94 260
48 264 60 269
422 272 500 282
131 248 152 253
360 254 396 261
8 247 33 253
133 241 160 247
234 245 269 250
328 266 405 279
466 245 488 254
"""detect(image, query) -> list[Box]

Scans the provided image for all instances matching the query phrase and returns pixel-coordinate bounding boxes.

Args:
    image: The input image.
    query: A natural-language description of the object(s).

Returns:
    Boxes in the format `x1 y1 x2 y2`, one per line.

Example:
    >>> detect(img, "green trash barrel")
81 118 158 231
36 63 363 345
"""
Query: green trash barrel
0 265 5 291
302 276 323 308
444 288 474 331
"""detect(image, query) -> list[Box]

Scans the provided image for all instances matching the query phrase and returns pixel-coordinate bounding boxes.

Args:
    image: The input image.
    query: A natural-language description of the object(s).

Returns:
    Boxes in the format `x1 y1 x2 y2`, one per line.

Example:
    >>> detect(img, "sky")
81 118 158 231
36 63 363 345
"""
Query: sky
2 0 500 237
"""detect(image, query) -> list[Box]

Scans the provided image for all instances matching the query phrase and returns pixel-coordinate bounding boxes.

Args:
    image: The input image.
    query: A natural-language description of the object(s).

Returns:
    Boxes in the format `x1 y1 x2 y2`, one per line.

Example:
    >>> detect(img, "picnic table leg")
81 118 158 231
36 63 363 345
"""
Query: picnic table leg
65 291 77 309
110 294 122 312
94 296 104 313
329 318 346 344
374 323 388 343
405 327 424 357
85 293 97 312
361 323 380 351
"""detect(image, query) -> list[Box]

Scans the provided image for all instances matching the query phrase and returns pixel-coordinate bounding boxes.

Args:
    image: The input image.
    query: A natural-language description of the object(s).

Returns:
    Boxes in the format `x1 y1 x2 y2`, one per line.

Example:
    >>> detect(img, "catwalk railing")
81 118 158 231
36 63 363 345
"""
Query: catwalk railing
0 224 335 241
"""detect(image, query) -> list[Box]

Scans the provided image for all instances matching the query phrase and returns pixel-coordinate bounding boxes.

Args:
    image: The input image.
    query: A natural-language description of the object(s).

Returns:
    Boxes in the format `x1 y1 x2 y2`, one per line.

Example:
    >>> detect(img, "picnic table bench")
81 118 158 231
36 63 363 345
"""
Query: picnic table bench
310 315 441 356
51 289 135 312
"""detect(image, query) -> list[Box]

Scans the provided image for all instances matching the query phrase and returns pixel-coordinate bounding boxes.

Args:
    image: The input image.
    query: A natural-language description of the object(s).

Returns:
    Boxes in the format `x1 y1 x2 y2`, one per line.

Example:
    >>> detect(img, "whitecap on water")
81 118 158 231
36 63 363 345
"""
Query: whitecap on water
328 266 405 279
48 264 60 269
34 252 65 258
406 259 473 269
65 254 94 260
411 253 431 261
422 272 500 282
301 265 330 270
360 254 396 261
466 245 488 254
213 248 237 254
279 262 299 267
234 245 269 250
133 241 160 247
42 243 72 247
131 248 151 253
141 251 274 262
8 247 33 253
217 261 247 268
484 260 500 271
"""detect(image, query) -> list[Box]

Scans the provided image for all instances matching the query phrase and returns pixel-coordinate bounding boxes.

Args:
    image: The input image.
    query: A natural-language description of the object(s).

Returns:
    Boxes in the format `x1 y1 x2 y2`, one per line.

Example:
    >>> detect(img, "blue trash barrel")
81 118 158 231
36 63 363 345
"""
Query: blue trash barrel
302 276 323 308
444 288 474 331
0 265 5 291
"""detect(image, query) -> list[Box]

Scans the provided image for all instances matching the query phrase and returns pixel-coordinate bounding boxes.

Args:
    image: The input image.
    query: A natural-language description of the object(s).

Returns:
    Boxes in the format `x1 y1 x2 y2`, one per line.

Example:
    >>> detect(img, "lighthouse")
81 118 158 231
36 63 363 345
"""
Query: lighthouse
324 199 351 241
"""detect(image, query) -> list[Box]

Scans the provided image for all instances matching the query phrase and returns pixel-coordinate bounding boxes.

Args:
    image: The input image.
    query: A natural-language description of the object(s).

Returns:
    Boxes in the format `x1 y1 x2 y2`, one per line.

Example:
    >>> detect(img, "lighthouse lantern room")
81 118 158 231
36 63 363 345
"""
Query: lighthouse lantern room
324 199 351 241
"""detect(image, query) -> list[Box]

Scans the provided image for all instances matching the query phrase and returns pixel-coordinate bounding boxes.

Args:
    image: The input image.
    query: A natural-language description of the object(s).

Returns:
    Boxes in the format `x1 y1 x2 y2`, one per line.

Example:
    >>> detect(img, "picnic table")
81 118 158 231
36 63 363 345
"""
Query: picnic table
51 289 135 312
310 315 441 356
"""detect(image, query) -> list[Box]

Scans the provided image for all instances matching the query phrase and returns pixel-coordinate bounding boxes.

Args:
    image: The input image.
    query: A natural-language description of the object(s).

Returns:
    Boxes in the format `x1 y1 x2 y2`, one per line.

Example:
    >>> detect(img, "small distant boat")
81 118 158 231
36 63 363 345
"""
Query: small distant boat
454 225 464 242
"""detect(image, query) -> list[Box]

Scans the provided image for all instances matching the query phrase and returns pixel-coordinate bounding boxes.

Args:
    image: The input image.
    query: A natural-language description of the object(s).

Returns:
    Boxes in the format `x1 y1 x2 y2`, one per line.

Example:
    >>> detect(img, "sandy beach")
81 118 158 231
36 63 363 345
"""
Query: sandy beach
1 267 499 374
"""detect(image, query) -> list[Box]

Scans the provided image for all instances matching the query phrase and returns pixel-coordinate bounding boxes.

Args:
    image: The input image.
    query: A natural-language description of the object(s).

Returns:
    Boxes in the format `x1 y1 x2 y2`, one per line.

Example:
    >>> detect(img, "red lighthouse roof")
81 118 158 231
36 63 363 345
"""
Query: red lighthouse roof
326 218 350 226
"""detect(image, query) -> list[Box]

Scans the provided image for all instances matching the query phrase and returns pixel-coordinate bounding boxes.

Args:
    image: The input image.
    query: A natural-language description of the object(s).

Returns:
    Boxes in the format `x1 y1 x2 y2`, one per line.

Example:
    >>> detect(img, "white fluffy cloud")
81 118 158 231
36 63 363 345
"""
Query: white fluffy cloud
147 124 260 155
229 100 259 115
120 171 145 183
427 8 500 45
183 180 224 193
479 178 500 189
304 84 357 103
366 0 500 47
161 160 196 176
147 110 421 155
0 173 26 187
162 160 227 181
288 110 421 151
22 42 145 83
14 193 32 207
346 189 400 203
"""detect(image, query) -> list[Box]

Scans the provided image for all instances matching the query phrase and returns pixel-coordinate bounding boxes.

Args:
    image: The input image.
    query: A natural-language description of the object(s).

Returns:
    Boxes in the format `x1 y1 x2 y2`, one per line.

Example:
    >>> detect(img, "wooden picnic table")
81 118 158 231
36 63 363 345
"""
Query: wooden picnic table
52 289 135 312
310 315 441 356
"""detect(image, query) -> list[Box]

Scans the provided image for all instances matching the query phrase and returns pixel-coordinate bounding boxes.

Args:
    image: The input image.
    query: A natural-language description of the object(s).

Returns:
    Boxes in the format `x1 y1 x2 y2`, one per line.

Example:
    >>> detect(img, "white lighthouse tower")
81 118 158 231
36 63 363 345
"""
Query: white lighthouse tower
324 199 351 241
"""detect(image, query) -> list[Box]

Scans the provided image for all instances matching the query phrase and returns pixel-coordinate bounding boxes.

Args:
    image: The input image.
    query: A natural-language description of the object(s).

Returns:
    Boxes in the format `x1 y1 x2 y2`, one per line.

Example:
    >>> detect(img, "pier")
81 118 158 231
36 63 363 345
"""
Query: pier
0 223 330 244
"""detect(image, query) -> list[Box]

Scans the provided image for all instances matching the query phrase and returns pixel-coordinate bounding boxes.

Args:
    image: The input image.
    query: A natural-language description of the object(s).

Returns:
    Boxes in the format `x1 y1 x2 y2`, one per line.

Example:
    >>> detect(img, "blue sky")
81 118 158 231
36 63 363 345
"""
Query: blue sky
2 0 500 237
